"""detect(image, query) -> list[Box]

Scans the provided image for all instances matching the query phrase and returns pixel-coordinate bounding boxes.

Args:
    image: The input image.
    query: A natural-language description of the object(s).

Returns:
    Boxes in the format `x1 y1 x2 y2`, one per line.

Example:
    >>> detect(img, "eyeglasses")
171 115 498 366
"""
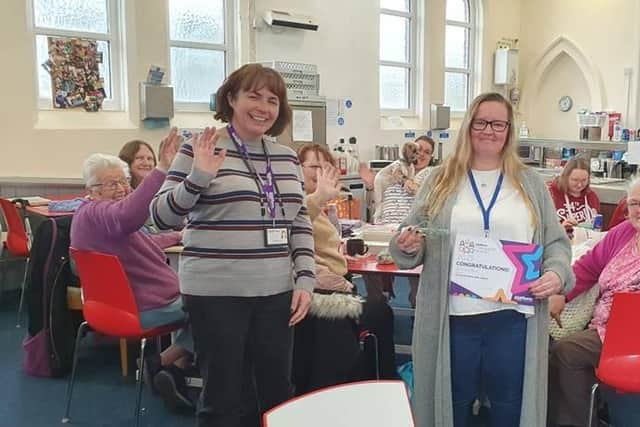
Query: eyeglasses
92 178 130 191
628 200 640 210
471 119 510 132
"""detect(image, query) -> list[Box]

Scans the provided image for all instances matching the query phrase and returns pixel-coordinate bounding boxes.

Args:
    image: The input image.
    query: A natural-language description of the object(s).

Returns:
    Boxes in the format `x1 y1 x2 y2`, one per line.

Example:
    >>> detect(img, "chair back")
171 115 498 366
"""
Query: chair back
596 292 640 393
263 380 415 427
0 198 30 257
69 248 143 337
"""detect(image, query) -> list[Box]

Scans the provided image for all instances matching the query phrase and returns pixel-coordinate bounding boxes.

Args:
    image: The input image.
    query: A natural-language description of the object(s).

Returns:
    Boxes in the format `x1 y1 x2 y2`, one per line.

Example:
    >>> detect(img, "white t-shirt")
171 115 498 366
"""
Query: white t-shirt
449 169 535 316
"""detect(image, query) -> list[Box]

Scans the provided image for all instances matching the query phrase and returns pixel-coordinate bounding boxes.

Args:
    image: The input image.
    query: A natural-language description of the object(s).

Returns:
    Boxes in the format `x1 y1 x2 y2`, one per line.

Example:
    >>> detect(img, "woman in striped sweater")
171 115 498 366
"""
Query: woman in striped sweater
150 64 315 427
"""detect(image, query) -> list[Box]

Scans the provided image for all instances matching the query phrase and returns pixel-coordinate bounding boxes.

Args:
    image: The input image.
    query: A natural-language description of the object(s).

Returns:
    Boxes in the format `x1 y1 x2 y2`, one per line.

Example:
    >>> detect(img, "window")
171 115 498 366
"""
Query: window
31 0 122 110
444 0 476 112
379 0 417 113
169 0 235 110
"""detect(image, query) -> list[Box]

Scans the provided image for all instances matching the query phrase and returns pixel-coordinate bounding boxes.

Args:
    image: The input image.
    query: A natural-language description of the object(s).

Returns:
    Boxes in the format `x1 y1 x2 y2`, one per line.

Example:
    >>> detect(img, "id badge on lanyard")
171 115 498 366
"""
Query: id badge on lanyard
227 126 289 247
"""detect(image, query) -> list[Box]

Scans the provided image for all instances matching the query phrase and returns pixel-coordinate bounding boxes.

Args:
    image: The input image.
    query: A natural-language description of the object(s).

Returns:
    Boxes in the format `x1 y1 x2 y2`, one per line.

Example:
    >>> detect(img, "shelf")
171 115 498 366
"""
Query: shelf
520 138 627 151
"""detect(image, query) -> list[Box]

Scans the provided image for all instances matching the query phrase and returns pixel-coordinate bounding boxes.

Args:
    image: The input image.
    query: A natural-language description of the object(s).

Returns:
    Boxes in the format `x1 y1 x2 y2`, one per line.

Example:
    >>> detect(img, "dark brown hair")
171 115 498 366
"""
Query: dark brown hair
118 140 156 188
214 64 292 137
415 135 436 166
556 157 591 194
297 143 337 167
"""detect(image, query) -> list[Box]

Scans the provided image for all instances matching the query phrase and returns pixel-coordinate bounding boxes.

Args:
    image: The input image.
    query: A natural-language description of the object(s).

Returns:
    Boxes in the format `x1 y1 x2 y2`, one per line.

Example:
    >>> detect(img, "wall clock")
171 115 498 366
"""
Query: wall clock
558 95 573 112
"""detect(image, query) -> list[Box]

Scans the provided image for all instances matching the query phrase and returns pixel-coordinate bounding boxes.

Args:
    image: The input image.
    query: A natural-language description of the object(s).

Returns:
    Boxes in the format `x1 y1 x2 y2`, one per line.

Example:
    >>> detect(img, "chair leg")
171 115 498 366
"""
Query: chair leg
120 338 128 377
62 321 89 424
135 338 147 427
588 382 599 427
16 256 29 328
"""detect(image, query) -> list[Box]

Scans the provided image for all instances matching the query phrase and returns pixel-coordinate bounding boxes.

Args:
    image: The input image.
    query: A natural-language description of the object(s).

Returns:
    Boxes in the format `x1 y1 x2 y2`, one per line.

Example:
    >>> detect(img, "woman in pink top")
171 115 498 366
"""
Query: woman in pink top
547 176 640 427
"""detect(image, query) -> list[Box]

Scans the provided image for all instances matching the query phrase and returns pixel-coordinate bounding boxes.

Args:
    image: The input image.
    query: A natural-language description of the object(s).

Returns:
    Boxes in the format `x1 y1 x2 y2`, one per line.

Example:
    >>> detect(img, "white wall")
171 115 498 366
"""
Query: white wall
529 53 590 139
518 0 640 137
0 0 520 178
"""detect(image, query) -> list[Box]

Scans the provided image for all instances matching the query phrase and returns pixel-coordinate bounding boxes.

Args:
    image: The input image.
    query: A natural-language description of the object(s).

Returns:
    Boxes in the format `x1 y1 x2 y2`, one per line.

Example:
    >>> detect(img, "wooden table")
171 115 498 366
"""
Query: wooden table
25 205 75 217
23 194 84 218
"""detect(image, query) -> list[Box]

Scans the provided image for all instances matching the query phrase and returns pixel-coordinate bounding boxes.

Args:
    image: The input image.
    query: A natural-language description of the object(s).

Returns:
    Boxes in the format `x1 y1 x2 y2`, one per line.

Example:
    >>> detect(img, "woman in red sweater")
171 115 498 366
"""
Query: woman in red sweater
548 157 600 235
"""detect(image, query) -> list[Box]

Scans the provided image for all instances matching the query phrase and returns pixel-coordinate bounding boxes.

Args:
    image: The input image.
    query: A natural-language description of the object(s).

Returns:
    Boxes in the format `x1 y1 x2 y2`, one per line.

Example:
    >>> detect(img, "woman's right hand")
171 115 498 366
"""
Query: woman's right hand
192 127 227 176
157 127 181 172
549 294 566 327
396 226 425 254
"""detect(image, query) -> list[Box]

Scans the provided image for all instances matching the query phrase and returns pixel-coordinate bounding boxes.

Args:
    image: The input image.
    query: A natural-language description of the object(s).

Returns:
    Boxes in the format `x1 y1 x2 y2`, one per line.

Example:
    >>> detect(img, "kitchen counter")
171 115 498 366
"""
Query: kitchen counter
589 181 628 204
531 167 628 204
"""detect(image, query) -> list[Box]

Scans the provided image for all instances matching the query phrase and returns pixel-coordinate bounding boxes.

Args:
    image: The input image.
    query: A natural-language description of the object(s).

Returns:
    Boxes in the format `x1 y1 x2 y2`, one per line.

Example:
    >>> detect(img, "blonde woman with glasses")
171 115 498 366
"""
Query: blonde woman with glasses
389 92 574 427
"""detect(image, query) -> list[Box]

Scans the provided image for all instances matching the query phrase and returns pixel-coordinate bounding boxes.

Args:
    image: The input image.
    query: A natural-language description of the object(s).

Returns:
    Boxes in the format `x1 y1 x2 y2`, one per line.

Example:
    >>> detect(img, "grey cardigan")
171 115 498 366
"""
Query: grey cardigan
389 167 574 427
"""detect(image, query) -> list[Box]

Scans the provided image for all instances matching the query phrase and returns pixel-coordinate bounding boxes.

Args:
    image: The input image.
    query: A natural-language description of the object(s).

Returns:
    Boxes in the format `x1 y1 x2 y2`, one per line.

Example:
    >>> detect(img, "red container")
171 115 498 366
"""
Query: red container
608 112 622 140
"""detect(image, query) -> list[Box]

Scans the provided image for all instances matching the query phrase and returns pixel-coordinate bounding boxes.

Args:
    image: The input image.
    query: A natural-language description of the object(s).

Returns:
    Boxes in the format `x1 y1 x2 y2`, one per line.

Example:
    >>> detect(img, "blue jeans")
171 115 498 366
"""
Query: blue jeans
449 310 527 427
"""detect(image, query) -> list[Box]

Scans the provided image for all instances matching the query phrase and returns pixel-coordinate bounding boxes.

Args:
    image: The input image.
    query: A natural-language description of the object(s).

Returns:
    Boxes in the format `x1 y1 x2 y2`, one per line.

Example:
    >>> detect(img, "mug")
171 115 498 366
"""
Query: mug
346 238 369 256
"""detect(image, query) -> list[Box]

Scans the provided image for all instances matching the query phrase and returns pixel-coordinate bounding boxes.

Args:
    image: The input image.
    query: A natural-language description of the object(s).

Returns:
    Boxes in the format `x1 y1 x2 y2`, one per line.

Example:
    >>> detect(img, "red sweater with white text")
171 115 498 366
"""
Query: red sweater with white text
548 180 600 224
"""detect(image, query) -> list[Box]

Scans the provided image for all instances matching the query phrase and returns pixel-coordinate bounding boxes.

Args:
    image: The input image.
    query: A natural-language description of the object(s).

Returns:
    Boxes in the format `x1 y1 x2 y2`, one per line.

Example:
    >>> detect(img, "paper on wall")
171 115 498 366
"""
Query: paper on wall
293 110 314 141
626 141 640 164
326 98 345 127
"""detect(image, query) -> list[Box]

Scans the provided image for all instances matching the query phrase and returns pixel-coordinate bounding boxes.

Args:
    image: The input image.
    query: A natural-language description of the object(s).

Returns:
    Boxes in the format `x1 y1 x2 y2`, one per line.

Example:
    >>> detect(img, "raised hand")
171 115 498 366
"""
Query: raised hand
157 127 181 172
314 162 342 205
358 162 376 190
192 127 227 176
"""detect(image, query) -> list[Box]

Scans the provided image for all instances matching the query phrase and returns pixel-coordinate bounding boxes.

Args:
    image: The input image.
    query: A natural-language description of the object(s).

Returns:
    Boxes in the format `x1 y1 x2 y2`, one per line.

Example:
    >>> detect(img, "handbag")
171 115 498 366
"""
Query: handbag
549 285 599 340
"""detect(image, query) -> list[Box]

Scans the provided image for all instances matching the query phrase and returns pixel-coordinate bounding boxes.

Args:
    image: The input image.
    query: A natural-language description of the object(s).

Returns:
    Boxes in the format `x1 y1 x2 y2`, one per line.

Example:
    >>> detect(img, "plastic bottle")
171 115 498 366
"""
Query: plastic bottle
613 121 623 142
336 139 348 175
346 136 359 174
518 121 529 138
327 203 341 234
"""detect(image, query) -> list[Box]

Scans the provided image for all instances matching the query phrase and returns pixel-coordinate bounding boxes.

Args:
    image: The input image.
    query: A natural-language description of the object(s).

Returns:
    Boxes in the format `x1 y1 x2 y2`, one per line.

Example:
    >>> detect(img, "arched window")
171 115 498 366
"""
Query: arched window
444 0 477 112
31 0 123 110
379 0 417 113
169 0 236 110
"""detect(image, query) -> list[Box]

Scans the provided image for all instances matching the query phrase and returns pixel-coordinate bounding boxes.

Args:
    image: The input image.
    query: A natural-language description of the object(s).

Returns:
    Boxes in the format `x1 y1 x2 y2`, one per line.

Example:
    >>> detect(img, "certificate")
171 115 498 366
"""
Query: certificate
449 233 541 306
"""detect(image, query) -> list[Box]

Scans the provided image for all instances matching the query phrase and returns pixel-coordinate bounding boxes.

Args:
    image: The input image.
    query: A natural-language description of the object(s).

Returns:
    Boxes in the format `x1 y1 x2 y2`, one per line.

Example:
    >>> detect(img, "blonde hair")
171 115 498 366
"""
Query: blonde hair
556 157 591 194
424 92 538 226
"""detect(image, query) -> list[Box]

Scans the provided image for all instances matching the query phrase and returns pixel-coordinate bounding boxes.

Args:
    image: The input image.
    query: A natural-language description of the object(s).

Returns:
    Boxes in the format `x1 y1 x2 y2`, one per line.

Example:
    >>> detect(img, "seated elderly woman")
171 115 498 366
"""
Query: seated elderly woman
293 144 397 394
547 176 640 427
70 129 194 411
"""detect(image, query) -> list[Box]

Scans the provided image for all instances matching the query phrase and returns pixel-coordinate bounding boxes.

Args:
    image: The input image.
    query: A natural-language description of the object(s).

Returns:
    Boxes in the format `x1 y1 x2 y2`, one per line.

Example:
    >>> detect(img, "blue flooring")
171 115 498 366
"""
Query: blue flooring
0 292 193 427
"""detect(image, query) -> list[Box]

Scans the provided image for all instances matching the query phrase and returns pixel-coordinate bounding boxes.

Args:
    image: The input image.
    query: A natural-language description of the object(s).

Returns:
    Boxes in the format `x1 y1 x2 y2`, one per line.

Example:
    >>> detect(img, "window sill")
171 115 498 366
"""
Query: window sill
35 110 137 130
172 112 222 129
379 115 425 130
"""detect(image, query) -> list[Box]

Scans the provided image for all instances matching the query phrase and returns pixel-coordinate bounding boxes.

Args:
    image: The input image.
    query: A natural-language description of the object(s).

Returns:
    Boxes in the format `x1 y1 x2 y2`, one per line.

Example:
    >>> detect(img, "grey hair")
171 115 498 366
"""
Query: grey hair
82 153 130 188
628 174 640 197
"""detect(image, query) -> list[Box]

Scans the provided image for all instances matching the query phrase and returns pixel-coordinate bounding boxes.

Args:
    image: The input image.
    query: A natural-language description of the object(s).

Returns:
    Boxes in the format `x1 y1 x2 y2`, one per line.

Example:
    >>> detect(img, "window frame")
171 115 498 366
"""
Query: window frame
444 0 477 113
379 0 417 116
168 0 236 112
30 0 124 111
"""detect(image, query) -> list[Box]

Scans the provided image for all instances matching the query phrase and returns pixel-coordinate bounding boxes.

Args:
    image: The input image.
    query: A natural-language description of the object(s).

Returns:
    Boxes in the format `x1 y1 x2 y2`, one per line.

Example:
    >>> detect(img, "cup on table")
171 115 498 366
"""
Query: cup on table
346 238 369 256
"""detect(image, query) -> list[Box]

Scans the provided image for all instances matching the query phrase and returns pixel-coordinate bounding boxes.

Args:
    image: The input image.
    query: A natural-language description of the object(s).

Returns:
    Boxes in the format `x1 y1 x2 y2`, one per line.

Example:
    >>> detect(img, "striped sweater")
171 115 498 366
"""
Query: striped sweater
150 132 316 297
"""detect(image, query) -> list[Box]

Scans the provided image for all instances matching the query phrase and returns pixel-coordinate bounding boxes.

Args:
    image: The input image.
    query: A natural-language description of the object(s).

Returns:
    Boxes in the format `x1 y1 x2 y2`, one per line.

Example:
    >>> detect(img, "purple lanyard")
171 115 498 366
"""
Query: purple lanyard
227 125 278 219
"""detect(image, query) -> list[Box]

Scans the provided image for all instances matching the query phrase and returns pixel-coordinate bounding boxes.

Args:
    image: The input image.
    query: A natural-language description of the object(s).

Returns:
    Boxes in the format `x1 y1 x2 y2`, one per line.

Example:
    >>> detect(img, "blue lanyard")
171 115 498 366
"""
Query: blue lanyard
467 170 504 237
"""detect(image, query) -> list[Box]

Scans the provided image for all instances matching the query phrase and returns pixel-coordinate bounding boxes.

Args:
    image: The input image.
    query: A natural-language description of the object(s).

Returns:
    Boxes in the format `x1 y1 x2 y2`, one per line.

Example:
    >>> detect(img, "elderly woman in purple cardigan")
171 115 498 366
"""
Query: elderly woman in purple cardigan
71 129 194 410
548 175 640 426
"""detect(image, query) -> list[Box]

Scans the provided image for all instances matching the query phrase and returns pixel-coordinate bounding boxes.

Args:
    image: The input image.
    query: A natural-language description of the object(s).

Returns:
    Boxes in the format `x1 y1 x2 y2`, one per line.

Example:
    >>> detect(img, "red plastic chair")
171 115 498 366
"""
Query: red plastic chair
62 248 184 427
0 197 32 327
588 292 640 426
606 198 628 231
